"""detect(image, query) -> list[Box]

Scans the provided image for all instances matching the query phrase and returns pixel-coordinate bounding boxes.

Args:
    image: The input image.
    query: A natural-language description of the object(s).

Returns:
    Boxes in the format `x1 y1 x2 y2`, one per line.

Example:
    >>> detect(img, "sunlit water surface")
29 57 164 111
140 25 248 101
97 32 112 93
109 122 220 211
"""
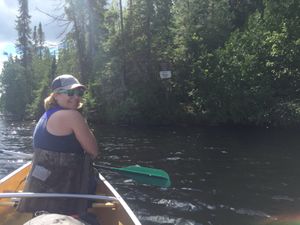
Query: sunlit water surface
1 115 300 225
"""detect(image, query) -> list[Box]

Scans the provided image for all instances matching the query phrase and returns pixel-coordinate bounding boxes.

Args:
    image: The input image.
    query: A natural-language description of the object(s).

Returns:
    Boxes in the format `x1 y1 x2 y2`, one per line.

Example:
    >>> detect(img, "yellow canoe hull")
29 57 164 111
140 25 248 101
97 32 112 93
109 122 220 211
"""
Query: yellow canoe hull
0 162 141 225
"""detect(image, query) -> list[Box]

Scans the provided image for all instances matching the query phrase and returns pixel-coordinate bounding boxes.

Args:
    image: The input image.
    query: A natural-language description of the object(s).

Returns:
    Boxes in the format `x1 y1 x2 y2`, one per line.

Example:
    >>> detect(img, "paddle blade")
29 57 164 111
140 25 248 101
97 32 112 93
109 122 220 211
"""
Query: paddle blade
94 164 171 187
116 165 171 188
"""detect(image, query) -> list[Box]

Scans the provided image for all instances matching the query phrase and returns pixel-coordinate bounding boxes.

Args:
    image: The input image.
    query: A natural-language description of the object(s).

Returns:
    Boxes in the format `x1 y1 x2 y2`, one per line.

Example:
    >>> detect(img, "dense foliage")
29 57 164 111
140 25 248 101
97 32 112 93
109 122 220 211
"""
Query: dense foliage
1 0 300 127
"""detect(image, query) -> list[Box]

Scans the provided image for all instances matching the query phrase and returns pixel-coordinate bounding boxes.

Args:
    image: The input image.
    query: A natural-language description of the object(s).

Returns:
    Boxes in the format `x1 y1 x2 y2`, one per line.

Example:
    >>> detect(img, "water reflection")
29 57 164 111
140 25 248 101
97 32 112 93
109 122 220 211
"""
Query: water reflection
2 118 300 225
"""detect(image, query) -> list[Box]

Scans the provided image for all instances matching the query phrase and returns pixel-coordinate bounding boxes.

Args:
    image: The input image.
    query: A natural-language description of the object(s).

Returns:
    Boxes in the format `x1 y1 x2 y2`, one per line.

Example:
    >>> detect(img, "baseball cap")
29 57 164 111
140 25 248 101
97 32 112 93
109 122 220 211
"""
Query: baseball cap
51 74 86 91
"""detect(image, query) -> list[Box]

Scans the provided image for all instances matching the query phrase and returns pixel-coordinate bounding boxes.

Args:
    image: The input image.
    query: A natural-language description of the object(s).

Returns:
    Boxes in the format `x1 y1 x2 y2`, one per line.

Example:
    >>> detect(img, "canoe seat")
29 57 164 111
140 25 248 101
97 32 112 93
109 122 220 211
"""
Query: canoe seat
0 201 17 207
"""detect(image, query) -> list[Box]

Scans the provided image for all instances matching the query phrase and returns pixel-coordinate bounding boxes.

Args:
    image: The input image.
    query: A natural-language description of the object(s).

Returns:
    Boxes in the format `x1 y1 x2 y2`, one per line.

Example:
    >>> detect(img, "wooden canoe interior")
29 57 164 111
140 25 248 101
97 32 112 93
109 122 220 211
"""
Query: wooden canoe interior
0 162 138 225
0 163 32 225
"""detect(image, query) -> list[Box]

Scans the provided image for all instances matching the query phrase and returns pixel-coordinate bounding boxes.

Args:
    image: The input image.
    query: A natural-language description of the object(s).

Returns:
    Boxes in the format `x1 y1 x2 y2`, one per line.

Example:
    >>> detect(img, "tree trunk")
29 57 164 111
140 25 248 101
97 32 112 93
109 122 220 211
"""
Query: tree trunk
119 0 127 89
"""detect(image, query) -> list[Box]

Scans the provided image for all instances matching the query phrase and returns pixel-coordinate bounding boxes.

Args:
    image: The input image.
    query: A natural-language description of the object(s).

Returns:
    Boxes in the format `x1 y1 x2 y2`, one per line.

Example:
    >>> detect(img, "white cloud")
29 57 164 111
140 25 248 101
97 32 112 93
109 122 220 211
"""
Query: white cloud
0 0 67 71
29 0 68 41
0 1 18 42
3 0 18 8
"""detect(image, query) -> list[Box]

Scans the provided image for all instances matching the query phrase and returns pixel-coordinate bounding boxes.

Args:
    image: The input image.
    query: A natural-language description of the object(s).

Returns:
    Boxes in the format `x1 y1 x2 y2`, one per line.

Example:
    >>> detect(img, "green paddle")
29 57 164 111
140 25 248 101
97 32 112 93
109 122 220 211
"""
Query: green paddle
0 150 171 187
93 164 171 188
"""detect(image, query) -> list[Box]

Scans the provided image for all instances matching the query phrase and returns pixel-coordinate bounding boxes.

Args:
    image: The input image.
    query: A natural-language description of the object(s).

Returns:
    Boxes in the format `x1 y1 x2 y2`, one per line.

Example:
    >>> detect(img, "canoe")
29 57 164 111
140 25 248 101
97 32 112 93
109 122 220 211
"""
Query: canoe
0 162 141 225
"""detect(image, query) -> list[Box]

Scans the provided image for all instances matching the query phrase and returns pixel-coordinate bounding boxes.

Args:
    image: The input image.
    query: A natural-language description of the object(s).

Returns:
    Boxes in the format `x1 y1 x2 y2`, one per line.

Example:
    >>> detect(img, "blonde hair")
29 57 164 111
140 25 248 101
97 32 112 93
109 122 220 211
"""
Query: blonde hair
44 93 58 111
44 92 84 111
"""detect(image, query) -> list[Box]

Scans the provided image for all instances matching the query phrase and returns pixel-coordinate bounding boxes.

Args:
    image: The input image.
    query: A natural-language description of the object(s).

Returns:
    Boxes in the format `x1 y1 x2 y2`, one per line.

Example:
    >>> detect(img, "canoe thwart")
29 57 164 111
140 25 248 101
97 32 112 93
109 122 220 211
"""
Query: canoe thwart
0 192 118 202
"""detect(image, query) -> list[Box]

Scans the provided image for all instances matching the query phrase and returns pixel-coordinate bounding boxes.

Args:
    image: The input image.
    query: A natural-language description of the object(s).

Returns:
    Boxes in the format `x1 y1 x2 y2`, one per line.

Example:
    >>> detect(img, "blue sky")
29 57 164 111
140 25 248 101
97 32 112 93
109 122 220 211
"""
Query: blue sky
0 0 66 71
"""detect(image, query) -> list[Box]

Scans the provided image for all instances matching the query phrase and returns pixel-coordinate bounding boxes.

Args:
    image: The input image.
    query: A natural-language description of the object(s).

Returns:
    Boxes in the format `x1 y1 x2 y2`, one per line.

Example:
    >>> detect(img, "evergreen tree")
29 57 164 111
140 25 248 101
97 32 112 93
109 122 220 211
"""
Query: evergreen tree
37 22 45 58
33 25 38 54
27 54 57 119
0 58 27 119
16 0 32 69
3 0 299 127
56 37 78 75
14 0 33 117
229 0 263 28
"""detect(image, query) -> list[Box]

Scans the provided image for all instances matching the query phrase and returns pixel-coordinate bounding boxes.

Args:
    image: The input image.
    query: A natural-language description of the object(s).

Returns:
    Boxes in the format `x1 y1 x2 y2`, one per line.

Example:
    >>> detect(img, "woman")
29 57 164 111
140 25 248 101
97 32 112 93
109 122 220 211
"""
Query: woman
18 74 99 215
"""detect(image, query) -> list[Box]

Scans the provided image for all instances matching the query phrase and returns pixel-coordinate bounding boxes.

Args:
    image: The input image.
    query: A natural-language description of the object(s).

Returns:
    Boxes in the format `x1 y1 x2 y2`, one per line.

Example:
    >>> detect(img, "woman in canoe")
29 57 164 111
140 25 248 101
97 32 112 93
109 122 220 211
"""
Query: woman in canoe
17 74 99 217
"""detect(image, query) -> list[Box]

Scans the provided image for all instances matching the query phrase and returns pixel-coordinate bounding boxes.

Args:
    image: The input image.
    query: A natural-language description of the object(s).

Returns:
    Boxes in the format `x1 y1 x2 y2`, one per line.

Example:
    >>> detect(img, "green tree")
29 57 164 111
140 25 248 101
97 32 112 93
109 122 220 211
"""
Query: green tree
16 0 33 108
170 0 234 122
229 0 263 28
194 0 300 126
33 25 38 55
0 59 27 119
56 37 78 75
27 55 57 119
37 22 45 58
63 0 107 85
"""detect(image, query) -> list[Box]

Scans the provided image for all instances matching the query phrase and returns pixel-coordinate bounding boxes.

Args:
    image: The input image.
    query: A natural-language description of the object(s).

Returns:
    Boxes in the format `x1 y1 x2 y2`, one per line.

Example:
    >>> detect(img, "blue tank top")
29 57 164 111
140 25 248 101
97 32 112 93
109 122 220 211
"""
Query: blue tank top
33 107 84 155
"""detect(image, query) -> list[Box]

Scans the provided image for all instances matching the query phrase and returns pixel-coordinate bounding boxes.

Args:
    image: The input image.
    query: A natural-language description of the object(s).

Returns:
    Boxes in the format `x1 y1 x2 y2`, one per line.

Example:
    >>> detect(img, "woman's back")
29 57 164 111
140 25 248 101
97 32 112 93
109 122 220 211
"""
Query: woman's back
33 107 85 154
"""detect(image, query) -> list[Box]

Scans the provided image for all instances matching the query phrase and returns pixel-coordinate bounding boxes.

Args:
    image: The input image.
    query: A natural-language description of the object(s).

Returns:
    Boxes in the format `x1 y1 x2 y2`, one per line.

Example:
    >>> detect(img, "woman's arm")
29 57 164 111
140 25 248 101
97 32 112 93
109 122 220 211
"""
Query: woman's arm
66 110 99 158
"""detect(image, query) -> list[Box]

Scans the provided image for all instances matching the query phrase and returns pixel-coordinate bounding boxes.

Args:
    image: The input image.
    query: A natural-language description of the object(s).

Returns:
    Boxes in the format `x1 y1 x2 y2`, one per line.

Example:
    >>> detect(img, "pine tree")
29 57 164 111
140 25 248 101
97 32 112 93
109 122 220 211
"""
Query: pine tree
14 0 33 117
37 22 45 58
16 0 33 96
33 25 38 54
16 0 32 69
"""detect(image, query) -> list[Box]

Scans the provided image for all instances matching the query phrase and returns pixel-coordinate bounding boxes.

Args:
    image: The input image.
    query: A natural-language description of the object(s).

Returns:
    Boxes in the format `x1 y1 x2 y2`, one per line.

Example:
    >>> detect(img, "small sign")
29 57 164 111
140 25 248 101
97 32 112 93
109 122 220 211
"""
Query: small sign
160 70 172 79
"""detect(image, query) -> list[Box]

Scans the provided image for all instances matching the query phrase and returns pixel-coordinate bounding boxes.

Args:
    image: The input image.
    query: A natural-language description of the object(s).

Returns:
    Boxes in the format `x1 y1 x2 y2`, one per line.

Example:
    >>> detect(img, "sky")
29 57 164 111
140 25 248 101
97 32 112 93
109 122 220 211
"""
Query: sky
0 0 66 71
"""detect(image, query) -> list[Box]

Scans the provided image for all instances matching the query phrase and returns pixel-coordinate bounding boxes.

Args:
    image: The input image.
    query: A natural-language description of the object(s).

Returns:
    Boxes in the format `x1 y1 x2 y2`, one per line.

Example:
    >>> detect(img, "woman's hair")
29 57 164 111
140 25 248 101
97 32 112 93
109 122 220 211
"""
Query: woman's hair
44 93 58 111
44 92 84 111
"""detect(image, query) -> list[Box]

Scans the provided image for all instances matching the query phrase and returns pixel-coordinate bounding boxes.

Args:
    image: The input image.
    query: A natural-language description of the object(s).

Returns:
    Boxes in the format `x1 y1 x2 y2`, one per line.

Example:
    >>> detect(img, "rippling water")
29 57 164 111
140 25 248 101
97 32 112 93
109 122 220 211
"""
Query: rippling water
2 116 300 225
0 116 33 178
95 126 300 225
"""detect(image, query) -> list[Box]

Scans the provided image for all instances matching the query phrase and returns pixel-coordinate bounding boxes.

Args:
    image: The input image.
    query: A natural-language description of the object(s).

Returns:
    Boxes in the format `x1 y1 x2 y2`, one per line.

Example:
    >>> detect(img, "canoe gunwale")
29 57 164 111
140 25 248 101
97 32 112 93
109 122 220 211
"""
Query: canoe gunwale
0 162 31 185
98 173 142 225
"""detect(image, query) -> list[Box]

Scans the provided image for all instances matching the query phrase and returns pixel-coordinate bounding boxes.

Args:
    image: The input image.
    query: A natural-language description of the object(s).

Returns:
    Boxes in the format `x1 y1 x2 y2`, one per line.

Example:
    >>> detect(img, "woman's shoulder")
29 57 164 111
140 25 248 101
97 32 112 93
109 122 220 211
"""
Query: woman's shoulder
48 109 85 131
50 109 84 123
56 109 83 118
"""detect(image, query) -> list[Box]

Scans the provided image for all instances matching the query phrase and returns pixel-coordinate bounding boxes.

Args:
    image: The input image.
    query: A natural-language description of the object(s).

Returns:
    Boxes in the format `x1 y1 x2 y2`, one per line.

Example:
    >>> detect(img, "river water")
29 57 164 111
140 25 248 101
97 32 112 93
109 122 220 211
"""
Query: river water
1 116 300 225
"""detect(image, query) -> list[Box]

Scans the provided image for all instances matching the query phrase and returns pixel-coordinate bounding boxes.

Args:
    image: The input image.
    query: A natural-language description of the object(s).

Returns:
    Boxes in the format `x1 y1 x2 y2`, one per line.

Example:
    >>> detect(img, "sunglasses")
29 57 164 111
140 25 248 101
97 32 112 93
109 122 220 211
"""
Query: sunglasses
56 88 85 97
